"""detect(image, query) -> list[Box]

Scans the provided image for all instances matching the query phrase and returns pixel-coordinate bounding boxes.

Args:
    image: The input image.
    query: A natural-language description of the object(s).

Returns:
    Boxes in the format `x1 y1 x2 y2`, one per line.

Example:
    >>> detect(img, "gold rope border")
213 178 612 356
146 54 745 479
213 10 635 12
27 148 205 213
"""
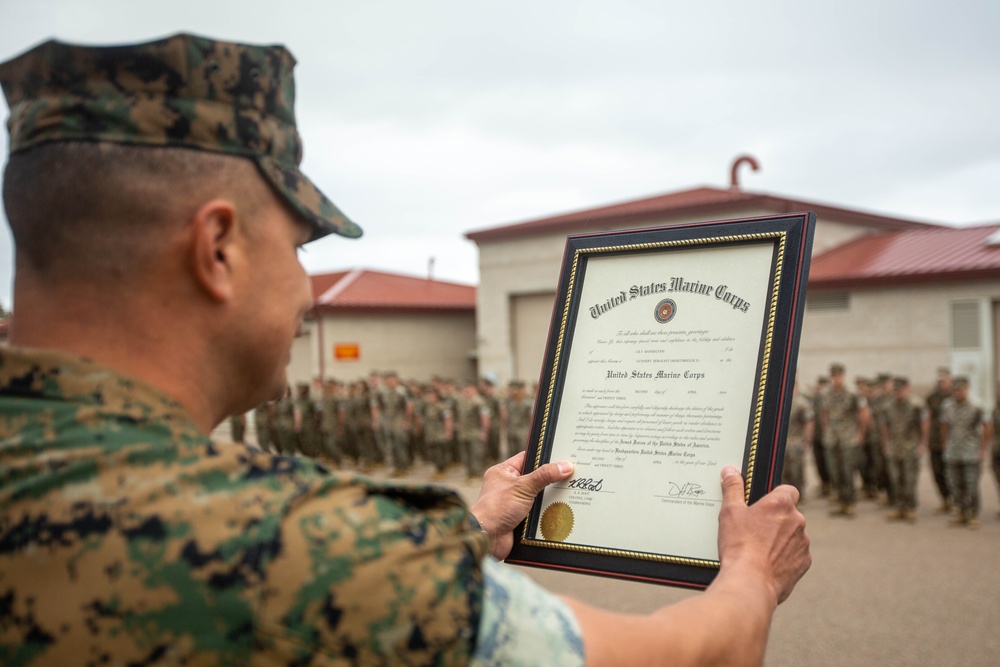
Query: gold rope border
522 231 788 560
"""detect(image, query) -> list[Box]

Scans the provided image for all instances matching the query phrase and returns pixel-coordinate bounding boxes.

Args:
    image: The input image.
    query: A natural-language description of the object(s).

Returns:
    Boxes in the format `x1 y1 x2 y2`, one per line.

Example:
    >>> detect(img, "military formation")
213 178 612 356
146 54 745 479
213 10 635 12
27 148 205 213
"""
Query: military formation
783 363 1000 529
232 373 537 481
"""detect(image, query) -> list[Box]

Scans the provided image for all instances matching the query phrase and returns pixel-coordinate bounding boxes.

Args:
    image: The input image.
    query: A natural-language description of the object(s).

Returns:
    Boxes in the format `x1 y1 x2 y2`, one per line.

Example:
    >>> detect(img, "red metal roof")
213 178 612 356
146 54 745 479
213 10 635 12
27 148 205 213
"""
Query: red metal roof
309 269 476 312
809 224 1000 289
465 186 936 242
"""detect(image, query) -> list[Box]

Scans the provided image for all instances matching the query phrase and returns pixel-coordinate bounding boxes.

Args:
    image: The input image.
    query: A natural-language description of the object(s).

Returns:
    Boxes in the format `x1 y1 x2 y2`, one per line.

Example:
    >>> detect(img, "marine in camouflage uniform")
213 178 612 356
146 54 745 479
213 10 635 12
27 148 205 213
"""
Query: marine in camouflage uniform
925 368 954 511
348 380 378 471
0 33 584 664
940 376 990 527
991 392 1000 519
505 380 534 456
229 411 247 443
455 383 491 480
378 372 412 475
880 377 927 522
318 380 344 465
424 388 454 479
252 402 273 452
867 374 895 504
782 386 814 499
810 377 832 497
272 387 297 456
294 382 321 459
821 364 870 516
480 377 502 464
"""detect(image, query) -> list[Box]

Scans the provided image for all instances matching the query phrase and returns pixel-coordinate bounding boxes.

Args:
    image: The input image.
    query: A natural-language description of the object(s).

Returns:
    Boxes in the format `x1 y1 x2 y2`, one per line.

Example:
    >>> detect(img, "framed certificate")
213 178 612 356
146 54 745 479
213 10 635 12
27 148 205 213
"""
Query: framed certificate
506 212 815 589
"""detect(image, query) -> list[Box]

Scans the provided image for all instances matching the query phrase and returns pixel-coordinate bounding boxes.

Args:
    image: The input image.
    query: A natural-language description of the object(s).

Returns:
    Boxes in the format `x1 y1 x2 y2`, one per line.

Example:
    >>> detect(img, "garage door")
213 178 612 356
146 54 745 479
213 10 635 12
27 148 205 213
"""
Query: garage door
510 292 557 385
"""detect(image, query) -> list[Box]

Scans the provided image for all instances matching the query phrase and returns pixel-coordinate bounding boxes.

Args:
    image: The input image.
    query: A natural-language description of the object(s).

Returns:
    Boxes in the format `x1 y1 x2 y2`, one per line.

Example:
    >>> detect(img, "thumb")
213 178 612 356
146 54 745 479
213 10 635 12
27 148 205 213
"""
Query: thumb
520 460 575 496
719 466 747 506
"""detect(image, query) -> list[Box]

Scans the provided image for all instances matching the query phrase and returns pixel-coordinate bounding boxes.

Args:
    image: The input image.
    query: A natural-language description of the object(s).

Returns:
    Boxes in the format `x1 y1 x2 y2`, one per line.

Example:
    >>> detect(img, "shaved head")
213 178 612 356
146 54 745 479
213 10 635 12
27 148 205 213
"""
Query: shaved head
3 142 272 285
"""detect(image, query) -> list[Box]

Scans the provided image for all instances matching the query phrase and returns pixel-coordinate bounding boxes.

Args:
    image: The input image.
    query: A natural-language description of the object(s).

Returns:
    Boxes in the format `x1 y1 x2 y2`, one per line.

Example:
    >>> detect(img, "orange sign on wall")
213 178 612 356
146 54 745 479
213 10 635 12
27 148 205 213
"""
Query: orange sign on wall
334 343 360 361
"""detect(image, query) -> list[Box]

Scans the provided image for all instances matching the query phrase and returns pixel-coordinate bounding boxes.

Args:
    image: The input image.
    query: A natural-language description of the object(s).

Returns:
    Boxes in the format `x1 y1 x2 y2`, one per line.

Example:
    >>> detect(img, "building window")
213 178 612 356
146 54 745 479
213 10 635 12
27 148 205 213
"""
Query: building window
950 301 981 349
806 290 849 312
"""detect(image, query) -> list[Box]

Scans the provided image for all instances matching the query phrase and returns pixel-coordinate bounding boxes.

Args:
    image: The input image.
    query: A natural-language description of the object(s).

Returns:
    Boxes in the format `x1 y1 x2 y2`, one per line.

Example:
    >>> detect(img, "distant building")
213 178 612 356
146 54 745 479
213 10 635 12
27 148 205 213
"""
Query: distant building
464 183 949 389
803 223 1000 402
289 269 478 385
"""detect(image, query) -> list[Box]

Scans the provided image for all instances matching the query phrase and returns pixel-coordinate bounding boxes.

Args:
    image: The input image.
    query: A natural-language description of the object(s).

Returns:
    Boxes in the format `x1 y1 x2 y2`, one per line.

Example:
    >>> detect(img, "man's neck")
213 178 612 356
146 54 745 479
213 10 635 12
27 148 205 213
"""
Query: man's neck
10 283 223 433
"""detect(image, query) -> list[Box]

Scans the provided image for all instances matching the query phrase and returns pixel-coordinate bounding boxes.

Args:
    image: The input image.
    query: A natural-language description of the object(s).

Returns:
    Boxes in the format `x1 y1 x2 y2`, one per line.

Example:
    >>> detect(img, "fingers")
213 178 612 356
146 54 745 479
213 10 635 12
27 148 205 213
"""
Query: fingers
719 466 746 506
519 460 575 496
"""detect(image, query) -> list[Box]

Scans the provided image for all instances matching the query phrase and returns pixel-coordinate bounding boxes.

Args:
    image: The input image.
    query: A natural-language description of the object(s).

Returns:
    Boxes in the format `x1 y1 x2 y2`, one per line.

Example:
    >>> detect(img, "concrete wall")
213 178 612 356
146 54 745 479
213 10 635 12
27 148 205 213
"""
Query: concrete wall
289 311 478 384
798 282 999 403
473 205 881 387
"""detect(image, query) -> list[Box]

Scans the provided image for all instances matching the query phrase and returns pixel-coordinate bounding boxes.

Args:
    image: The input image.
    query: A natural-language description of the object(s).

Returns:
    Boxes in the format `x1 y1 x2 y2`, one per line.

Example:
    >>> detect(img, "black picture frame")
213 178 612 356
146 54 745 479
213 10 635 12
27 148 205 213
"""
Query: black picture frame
506 212 816 589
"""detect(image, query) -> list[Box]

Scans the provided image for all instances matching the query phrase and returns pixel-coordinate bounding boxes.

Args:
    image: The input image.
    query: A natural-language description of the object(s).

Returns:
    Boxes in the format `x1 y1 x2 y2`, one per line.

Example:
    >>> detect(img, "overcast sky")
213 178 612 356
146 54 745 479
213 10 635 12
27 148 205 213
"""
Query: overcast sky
1 0 998 310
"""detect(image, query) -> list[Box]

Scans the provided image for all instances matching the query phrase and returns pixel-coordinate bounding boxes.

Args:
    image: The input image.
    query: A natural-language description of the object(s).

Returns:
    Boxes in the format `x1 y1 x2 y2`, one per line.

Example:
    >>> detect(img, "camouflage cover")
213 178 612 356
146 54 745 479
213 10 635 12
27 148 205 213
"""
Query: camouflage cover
0 346 488 664
0 33 361 242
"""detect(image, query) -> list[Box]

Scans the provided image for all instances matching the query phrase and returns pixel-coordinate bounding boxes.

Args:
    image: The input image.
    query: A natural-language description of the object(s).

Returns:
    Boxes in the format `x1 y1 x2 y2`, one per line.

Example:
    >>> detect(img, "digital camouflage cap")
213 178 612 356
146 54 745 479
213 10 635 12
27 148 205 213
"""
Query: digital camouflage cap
0 33 362 242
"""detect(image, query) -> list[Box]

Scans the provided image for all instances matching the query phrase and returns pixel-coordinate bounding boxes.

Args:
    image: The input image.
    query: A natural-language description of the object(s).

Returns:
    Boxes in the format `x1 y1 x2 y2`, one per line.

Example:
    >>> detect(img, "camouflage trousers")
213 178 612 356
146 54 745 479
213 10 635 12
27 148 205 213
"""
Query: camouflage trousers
460 436 485 478
319 430 342 465
507 429 529 458
427 438 450 473
381 426 411 472
929 448 951 504
993 449 1000 503
825 443 859 505
947 461 981 518
781 446 806 497
887 454 919 511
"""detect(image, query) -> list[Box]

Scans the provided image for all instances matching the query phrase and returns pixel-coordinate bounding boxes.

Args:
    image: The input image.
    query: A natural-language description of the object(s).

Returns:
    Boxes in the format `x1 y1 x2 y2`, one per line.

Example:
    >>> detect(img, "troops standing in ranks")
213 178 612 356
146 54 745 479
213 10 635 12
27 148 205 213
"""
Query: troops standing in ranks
992 388 1000 518
869 374 895 505
505 380 534 457
810 376 832 498
479 377 502 465
272 386 297 456
455 382 491 481
408 381 428 463
940 376 991 528
782 384 814 500
349 380 378 471
822 363 870 517
379 371 413 476
881 377 927 523
228 411 246 444
253 401 273 453
319 379 345 465
925 368 954 512
423 388 454 480
294 381 321 458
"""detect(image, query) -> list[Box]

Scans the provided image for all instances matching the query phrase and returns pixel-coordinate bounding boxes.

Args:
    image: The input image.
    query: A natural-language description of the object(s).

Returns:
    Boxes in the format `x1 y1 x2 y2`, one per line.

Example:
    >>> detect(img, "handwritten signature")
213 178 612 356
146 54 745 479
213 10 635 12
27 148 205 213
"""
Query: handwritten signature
667 481 706 498
566 477 604 492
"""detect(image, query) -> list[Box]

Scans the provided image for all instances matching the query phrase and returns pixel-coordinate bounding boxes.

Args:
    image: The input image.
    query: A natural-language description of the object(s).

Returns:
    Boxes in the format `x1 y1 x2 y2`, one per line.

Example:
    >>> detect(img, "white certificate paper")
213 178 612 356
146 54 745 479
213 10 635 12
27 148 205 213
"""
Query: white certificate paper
531 242 776 562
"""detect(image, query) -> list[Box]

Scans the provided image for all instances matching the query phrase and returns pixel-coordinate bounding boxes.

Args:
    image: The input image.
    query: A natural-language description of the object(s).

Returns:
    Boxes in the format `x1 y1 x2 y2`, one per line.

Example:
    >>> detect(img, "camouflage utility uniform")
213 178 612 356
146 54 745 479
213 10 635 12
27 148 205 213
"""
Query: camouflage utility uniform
822 385 866 509
883 399 925 515
505 389 534 456
782 394 813 497
926 384 953 507
941 398 987 521
0 346 584 663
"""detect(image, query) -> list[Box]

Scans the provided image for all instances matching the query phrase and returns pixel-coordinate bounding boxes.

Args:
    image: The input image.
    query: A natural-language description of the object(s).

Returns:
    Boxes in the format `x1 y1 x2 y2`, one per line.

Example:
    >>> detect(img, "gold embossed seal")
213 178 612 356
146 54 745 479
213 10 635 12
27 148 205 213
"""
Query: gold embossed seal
540 502 574 542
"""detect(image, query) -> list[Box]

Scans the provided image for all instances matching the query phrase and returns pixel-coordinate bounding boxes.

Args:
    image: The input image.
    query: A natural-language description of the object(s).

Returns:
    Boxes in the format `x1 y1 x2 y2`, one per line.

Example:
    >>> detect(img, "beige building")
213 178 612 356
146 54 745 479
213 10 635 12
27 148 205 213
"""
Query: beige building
465 184 941 386
289 269 478 385
466 179 1000 407
801 224 1000 403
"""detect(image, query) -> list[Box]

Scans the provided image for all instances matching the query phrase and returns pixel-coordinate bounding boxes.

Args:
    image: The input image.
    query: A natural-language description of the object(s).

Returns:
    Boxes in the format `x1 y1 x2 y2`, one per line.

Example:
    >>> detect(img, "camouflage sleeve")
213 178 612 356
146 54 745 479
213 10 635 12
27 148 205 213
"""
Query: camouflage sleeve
471 559 585 666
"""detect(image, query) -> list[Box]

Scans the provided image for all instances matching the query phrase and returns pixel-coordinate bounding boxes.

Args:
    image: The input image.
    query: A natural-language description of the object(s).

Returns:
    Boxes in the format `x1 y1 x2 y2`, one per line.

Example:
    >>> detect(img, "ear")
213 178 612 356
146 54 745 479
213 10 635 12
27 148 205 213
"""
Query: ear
189 199 240 303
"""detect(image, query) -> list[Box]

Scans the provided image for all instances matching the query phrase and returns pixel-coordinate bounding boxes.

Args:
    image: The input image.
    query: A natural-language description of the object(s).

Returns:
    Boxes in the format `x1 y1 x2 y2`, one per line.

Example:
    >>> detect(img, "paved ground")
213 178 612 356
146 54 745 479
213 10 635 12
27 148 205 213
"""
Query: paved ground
220 425 1000 666
374 459 1000 666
